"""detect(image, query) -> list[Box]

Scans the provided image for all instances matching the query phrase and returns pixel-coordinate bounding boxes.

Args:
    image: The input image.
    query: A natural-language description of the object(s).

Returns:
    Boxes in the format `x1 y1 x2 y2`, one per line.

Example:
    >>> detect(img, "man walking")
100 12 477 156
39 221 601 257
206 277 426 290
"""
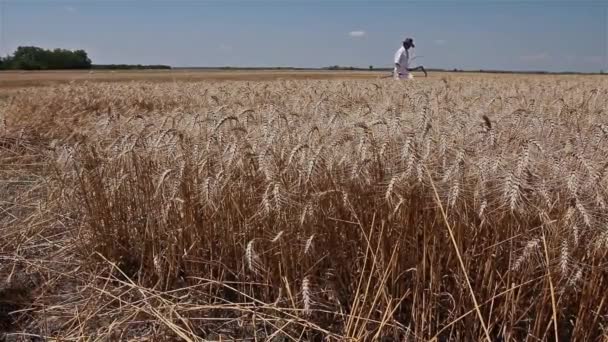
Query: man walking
394 37 415 80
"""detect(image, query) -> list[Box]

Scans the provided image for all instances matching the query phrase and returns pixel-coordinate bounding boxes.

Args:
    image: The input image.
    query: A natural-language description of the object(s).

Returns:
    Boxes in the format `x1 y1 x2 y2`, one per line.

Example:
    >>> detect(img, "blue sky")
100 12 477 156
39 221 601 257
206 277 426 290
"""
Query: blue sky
1 0 606 72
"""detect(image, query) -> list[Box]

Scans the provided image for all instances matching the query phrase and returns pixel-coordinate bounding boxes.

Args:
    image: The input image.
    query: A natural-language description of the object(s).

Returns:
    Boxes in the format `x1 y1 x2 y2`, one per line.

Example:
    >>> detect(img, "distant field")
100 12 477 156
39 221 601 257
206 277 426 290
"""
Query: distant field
0 68 586 89
0 69 388 88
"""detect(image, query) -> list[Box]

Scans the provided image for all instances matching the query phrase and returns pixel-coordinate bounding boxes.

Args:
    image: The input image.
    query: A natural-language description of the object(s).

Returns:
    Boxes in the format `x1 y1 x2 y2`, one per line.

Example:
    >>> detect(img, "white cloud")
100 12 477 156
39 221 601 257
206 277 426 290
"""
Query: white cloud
434 39 446 45
349 31 366 38
64 6 77 13
519 53 550 62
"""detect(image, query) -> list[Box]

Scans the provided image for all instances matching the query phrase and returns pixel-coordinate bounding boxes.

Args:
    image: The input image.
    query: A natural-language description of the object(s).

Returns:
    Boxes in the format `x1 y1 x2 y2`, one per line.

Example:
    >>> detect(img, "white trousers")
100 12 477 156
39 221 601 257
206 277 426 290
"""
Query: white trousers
393 67 413 80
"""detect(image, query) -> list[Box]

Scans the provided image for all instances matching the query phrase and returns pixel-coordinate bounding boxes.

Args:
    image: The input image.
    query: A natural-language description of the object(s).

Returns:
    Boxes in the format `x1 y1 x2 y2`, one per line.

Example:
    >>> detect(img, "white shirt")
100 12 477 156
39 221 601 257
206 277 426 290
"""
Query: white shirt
393 46 410 77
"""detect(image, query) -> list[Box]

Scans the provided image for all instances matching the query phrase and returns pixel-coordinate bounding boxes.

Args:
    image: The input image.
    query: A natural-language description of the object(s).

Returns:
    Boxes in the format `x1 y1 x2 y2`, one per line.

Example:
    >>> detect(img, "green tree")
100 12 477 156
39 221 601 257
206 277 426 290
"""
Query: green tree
12 46 45 69
4 46 92 70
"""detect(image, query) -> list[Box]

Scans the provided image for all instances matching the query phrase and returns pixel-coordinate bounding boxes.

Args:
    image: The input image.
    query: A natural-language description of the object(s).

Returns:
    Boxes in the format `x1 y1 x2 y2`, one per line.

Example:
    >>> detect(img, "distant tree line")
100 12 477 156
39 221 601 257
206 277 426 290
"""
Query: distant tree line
325 65 357 71
0 46 92 70
0 46 171 70
324 65 379 71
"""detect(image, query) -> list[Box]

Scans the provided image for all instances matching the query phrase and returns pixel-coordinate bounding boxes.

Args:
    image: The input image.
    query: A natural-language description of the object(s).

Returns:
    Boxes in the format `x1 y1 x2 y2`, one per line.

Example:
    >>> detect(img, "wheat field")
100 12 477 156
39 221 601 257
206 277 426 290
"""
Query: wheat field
1 75 608 341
